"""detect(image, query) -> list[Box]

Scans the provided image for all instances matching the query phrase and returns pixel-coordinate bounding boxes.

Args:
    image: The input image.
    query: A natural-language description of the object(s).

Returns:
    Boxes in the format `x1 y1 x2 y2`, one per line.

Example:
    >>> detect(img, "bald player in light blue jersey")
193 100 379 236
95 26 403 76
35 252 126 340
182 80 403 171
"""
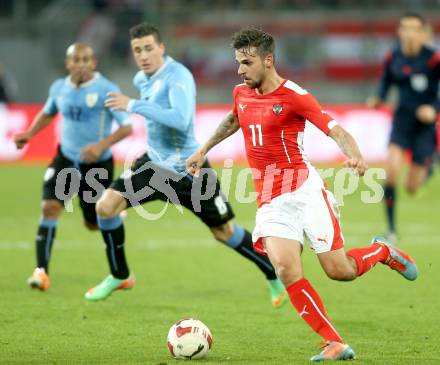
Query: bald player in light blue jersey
84 23 286 307
14 43 132 291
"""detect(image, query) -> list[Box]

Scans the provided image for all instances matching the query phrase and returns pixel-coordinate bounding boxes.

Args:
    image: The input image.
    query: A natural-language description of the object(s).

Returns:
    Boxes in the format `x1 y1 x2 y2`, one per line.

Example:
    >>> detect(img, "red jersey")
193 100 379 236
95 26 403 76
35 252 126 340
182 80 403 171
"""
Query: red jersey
232 79 336 207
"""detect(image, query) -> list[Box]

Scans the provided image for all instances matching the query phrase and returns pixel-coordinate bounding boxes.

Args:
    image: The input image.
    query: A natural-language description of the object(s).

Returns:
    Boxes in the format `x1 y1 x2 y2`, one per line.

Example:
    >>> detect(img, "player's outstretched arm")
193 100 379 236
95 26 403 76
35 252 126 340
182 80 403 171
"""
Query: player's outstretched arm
186 111 239 176
106 81 193 132
14 110 53 149
366 95 383 109
367 51 393 109
329 125 368 176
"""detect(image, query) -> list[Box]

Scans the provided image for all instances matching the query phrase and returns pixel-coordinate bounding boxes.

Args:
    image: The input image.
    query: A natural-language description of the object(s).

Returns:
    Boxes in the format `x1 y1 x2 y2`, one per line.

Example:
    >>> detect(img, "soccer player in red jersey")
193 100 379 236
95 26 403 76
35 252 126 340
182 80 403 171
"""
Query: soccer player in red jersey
187 28 419 361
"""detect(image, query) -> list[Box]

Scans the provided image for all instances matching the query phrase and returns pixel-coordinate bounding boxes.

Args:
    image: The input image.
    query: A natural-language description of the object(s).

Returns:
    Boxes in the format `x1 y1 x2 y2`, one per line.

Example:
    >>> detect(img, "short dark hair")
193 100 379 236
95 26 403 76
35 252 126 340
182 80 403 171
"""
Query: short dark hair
129 23 162 43
231 27 275 58
400 12 427 26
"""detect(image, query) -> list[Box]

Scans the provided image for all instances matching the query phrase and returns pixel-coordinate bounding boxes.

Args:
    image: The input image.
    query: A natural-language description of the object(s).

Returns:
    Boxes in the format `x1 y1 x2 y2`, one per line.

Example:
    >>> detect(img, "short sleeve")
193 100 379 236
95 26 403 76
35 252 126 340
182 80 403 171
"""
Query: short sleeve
42 81 60 116
294 93 336 135
232 86 239 117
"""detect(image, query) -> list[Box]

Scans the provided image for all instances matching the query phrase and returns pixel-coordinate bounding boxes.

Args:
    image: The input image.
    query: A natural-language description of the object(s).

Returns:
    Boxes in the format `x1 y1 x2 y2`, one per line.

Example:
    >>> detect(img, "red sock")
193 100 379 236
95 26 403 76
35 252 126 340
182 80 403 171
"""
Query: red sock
286 278 343 343
346 243 389 277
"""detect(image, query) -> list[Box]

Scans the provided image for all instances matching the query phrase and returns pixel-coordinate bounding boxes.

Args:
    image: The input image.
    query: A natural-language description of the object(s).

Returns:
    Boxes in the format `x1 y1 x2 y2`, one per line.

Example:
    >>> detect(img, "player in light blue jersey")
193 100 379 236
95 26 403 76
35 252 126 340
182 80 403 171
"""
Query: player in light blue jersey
84 23 286 307
14 43 132 291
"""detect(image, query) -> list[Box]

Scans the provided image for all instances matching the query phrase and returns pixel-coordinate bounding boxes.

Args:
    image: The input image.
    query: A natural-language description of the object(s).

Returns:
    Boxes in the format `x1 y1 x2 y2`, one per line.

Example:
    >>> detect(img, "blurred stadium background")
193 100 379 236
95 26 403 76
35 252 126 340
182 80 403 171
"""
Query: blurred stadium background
3 0 440 105
1 1 439 364
1 0 440 163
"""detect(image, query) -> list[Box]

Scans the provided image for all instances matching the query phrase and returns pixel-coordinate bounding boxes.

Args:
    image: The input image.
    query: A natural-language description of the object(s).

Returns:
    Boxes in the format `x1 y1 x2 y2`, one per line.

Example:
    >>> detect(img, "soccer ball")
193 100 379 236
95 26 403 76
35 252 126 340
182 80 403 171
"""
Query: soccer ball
167 318 213 360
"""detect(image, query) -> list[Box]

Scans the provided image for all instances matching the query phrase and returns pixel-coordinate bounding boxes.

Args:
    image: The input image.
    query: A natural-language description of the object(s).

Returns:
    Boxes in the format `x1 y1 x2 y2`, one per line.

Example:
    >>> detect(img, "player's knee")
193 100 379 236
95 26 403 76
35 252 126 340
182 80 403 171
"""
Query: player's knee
405 183 419 195
271 259 301 286
84 221 99 231
385 167 399 185
210 224 233 243
96 198 116 218
385 173 399 186
277 267 302 287
41 200 63 219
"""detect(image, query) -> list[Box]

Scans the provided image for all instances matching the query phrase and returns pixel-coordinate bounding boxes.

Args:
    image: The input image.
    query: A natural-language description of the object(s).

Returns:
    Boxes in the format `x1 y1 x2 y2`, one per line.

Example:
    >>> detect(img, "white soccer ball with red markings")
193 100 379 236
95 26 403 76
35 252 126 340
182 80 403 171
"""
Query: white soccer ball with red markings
167 318 213 360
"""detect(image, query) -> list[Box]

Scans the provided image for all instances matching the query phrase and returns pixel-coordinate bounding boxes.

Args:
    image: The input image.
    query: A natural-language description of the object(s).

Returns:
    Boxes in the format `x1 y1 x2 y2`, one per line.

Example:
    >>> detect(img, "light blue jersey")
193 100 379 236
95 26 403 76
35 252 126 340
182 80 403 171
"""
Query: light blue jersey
127 56 199 172
43 72 131 163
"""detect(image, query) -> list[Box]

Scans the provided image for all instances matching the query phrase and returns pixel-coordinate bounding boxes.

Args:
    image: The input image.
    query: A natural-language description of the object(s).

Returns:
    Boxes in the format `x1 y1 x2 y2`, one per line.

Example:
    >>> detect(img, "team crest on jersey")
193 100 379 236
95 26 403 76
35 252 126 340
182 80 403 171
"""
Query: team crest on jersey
85 93 99 107
410 74 428 92
272 103 283 115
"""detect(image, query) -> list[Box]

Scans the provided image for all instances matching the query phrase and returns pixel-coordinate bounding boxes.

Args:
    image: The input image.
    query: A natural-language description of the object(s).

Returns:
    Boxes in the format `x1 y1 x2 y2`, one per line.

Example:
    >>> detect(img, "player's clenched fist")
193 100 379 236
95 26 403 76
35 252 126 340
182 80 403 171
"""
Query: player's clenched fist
80 142 104 163
186 150 205 177
14 132 31 149
344 156 368 176
416 104 437 124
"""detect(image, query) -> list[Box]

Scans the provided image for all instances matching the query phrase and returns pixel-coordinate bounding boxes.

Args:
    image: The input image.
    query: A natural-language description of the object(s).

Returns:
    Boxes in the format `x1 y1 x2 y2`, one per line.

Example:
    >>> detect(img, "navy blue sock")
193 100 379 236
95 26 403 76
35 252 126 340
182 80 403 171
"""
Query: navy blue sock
36 218 57 273
384 185 396 233
226 225 277 280
97 216 129 279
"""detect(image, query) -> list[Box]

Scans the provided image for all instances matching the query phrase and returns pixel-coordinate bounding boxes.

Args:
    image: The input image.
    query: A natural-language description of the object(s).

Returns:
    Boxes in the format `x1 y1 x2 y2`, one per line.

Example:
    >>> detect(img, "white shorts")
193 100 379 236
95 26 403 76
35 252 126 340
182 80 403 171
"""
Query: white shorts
252 168 344 254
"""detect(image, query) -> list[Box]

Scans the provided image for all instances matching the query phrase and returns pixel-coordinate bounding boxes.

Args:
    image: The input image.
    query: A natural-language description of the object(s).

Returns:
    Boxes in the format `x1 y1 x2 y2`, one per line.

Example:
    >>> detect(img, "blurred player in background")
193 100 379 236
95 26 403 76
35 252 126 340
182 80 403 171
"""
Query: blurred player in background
367 13 439 241
187 27 418 362
14 43 132 291
84 23 286 306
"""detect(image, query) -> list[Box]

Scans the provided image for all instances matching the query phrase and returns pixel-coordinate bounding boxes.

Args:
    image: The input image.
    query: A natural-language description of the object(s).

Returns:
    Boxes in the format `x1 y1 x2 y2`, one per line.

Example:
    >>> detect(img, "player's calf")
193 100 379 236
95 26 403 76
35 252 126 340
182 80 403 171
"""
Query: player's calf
318 249 358 282
323 266 356 282
210 222 233 242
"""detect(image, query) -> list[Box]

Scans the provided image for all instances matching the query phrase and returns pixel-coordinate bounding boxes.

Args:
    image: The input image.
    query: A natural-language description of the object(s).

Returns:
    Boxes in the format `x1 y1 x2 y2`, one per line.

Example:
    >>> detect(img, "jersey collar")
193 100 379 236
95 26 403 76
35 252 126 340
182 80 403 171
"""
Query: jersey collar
67 72 101 88
253 79 287 97
145 56 173 80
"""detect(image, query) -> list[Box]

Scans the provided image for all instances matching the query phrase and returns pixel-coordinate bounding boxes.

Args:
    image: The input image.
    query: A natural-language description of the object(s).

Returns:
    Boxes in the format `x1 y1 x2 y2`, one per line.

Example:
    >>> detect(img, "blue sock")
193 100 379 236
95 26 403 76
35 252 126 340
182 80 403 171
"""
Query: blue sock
384 185 396 233
97 216 123 230
36 218 58 272
225 224 245 248
97 215 129 279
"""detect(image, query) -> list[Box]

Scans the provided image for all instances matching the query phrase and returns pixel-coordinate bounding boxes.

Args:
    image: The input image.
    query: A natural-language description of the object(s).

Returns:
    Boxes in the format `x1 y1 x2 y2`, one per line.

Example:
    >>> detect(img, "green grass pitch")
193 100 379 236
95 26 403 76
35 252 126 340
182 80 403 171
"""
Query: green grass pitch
0 163 439 364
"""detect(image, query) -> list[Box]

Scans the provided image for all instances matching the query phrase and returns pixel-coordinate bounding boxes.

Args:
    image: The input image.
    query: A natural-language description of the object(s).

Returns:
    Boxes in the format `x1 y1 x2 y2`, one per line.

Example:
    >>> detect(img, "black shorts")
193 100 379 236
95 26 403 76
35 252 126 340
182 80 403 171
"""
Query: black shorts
42 148 114 225
110 154 234 227
390 115 437 166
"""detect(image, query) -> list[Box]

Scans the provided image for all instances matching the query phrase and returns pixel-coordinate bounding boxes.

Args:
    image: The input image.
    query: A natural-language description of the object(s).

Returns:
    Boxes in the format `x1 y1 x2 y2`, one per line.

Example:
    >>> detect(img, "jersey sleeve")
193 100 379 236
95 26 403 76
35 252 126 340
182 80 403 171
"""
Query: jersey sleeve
428 50 440 77
42 80 60 116
294 92 336 135
427 51 440 112
128 70 194 131
378 50 394 101
232 86 239 117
